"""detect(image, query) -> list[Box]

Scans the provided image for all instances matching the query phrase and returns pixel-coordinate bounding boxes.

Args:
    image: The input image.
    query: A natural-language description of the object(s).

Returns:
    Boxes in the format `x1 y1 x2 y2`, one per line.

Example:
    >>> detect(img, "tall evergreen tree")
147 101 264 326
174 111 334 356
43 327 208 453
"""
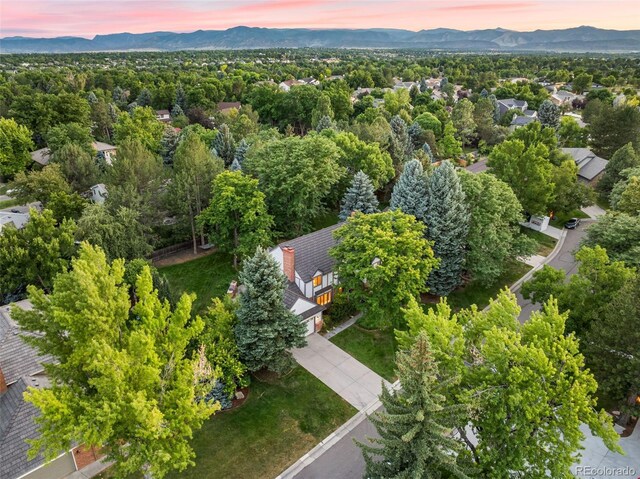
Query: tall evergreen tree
235 247 306 374
425 161 470 296
315 115 334 132
233 138 249 165
170 104 184 119
160 127 179 166
489 94 501 123
174 82 187 111
389 115 413 169
390 159 428 221
211 124 236 166
422 142 434 163
598 143 640 196
358 332 470 479
229 157 242 171
339 171 379 220
136 88 152 107
538 99 560 129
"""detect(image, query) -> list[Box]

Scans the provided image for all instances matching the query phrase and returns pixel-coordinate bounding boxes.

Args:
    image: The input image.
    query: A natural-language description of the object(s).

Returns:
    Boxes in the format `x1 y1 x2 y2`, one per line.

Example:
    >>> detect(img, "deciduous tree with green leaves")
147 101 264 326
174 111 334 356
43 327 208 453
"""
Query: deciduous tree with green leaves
234 247 306 374
488 129 555 215
9 163 72 206
597 143 640 197
451 98 476 147
244 134 343 236
458 171 535 285
331 210 438 328
0 208 76 301
13 244 218 478
200 297 248 398
321 129 394 190
396 290 621 478
583 212 640 267
170 131 224 254
198 170 272 268
521 245 635 336
114 106 164 153
76 204 153 261
0 118 34 177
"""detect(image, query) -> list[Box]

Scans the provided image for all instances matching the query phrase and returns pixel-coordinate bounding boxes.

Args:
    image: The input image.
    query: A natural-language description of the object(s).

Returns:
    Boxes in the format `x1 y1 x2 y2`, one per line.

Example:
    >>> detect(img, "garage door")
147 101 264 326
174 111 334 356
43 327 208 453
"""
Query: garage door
304 317 316 336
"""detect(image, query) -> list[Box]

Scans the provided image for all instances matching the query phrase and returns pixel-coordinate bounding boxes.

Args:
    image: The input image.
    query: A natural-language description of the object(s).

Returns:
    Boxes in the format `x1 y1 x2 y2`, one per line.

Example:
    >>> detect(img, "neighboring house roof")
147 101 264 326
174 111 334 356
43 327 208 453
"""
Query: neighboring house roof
277 223 342 283
284 283 326 320
88 183 108 204
155 109 170 116
0 300 52 479
523 109 537 117
216 101 241 112
0 211 30 231
561 147 608 181
552 90 579 103
511 115 537 127
497 98 528 116
30 147 51 166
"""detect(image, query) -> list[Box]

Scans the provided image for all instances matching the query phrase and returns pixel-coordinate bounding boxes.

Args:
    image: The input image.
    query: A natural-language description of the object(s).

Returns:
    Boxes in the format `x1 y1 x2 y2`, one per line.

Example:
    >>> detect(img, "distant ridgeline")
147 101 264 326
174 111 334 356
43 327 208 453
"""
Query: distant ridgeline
2 26 640 53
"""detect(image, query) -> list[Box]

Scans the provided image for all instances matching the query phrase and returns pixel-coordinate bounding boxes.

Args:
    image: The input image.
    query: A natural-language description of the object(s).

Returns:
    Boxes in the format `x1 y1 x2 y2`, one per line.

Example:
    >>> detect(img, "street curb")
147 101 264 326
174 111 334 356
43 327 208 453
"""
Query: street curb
276 380 401 479
482 226 568 312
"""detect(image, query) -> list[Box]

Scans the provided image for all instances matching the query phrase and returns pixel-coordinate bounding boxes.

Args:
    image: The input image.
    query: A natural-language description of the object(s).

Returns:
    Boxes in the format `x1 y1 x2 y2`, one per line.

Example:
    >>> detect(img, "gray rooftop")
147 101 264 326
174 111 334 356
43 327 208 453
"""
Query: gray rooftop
0 301 52 479
511 115 538 127
277 223 342 282
30 147 51 166
284 283 326 320
0 377 49 479
561 147 608 181
498 98 528 115
465 158 488 174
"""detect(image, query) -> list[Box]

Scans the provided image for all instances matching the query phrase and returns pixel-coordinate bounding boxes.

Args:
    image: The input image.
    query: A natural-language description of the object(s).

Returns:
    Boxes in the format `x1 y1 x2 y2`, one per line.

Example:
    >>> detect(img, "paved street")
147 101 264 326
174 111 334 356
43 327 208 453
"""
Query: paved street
517 220 591 322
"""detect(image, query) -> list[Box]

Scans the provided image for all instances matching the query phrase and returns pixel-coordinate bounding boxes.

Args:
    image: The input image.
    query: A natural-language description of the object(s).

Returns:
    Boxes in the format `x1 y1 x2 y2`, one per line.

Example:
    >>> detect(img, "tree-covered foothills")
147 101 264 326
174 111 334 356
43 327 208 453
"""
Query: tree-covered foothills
1 48 640 477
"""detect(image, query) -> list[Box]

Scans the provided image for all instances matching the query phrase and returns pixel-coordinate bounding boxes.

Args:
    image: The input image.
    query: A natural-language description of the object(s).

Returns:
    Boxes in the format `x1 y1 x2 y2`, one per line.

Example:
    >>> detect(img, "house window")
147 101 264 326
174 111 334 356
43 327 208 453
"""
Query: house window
316 291 332 306
313 275 322 287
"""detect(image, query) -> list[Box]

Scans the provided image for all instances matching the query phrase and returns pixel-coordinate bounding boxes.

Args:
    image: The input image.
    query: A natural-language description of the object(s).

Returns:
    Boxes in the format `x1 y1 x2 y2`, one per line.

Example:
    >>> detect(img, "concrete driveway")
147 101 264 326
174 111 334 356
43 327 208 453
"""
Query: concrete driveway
293 334 389 410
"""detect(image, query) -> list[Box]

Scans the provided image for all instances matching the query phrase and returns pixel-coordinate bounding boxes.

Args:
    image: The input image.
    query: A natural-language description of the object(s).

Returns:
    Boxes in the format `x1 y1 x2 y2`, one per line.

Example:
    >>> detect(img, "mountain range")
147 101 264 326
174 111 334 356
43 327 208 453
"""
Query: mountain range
2 26 640 53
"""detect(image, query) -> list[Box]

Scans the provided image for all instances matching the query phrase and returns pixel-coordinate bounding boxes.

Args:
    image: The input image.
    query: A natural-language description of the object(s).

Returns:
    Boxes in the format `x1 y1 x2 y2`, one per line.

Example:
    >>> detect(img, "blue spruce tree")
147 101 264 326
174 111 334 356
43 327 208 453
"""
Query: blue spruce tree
424 161 470 296
234 247 306 374
340 171 379 220
390 159 428 221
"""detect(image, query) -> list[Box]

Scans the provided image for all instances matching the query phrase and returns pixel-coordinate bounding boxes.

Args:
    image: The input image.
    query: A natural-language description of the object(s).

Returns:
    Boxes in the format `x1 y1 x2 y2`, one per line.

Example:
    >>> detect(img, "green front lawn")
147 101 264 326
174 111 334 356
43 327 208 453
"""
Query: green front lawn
311 209 340 231
0 198 20 209
168 368 355 479
330 325 397 382
158 252 237 314
445 259 532 311
549 209 589 228
520 227 557 256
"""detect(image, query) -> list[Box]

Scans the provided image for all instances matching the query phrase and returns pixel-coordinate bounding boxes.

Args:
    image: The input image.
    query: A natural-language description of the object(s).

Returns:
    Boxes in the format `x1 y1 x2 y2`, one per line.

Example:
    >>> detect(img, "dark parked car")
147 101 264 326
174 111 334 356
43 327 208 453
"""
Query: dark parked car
564 218 581 229
10 209 20 213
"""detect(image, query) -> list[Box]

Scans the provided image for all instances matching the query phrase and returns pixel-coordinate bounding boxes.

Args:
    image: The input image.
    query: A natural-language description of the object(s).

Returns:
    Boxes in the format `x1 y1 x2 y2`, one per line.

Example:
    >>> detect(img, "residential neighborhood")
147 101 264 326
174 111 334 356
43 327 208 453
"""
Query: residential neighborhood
1 6 640 479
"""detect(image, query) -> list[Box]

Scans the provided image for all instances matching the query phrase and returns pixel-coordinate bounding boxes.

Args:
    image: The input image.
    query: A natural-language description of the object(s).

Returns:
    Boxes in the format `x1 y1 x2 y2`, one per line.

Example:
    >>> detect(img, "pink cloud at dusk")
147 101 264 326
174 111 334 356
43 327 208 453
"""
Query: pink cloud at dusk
1 0 639 38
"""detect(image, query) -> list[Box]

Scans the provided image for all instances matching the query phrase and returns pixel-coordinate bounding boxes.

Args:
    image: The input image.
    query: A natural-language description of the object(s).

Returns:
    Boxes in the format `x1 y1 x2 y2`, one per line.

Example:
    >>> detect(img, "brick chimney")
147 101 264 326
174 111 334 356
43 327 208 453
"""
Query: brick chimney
0 366 7 395
282 246 295 283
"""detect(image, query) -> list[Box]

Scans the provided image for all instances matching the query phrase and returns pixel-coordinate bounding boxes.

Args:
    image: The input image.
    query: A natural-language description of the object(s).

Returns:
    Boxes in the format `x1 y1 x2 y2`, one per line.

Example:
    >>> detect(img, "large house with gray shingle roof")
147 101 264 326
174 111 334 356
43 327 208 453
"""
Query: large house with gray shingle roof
270 224 341 335
561 147 608 184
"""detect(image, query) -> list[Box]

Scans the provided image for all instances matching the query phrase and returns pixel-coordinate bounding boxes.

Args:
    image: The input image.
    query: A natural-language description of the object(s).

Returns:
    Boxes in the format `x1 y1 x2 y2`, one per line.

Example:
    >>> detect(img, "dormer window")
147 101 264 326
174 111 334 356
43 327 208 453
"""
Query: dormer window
313 275 322 287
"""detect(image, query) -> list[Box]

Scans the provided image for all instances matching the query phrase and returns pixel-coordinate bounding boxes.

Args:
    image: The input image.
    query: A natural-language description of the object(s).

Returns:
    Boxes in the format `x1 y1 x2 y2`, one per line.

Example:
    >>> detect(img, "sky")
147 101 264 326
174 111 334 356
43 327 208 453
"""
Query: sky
2 0 639 38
